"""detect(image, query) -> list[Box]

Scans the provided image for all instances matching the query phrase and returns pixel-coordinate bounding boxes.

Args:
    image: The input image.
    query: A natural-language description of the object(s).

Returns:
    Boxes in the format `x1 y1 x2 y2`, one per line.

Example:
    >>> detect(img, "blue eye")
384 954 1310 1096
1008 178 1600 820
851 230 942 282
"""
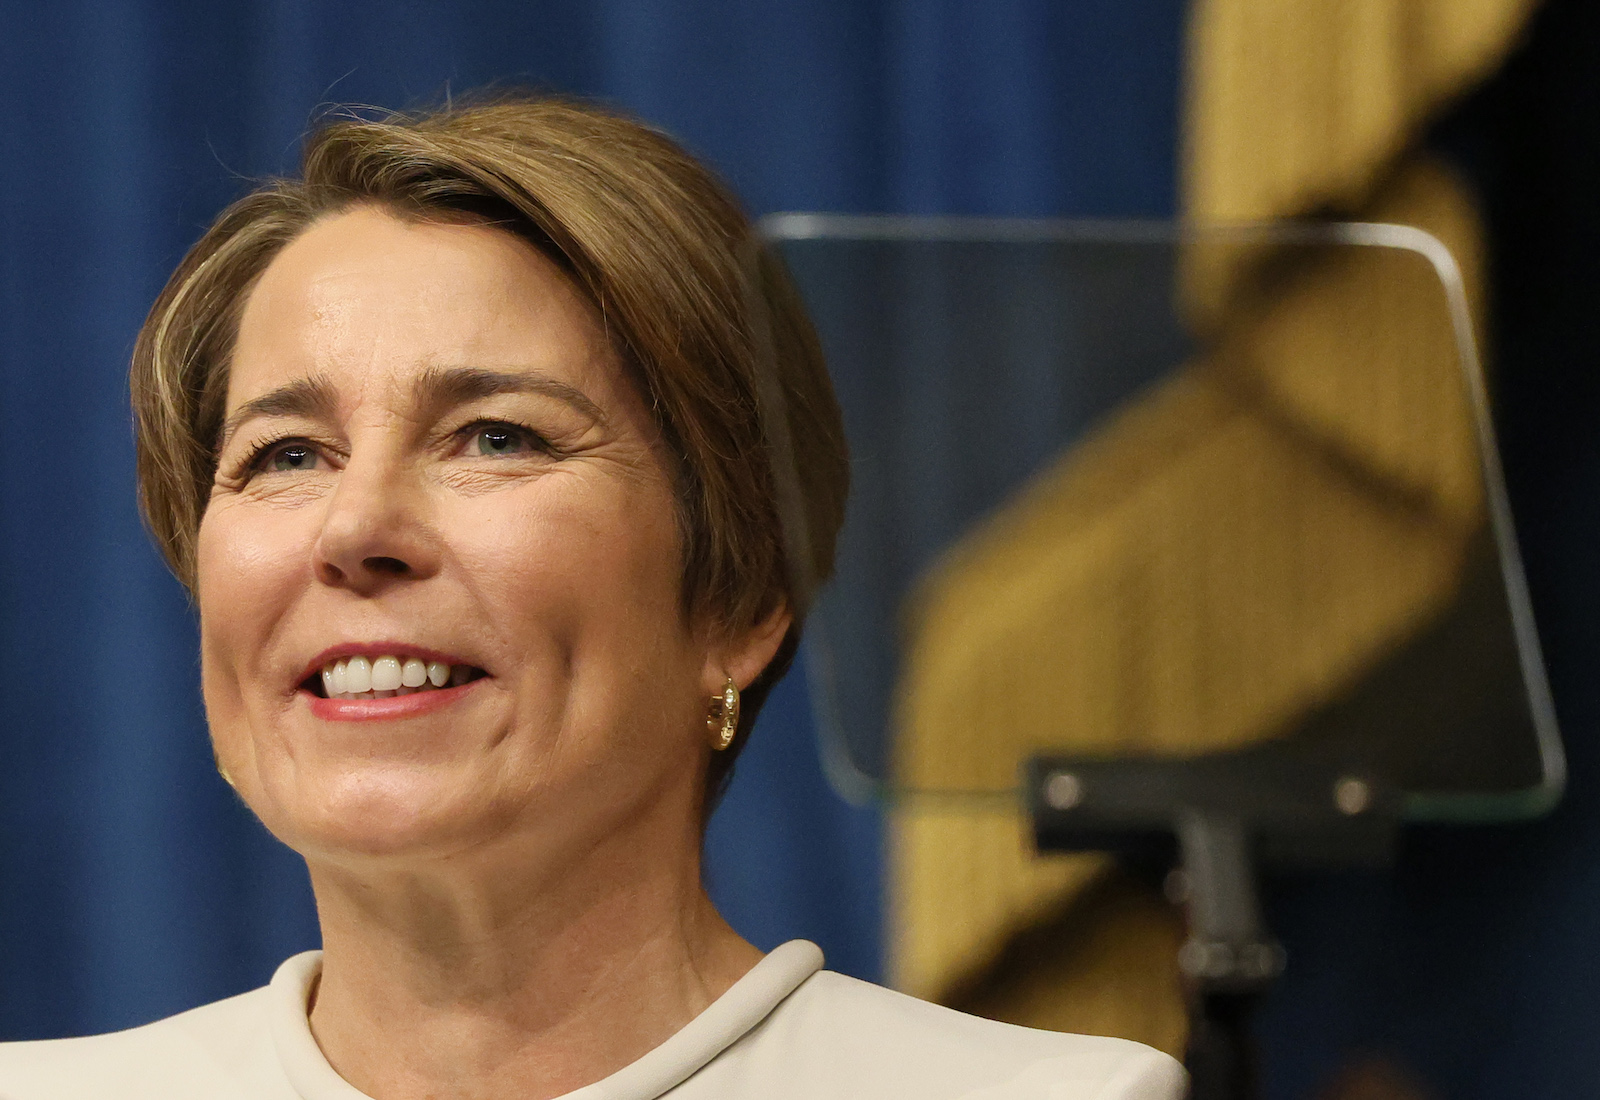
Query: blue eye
270 444 319 472
473 424 531 456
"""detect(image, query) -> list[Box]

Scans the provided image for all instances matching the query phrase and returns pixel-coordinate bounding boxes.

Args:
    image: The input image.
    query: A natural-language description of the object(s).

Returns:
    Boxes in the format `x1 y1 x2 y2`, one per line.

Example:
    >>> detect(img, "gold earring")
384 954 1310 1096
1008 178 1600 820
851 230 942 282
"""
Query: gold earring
709 676 740 751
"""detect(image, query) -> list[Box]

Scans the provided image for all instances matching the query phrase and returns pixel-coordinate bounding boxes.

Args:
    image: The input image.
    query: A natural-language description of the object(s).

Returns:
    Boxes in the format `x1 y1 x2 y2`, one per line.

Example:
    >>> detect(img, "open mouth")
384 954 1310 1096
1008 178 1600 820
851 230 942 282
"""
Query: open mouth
303 654 488 700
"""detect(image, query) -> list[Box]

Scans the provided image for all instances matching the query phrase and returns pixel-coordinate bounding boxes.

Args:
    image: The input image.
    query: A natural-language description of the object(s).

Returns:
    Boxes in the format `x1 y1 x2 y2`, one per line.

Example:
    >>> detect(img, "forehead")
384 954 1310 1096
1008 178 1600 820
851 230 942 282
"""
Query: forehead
230 206 615 409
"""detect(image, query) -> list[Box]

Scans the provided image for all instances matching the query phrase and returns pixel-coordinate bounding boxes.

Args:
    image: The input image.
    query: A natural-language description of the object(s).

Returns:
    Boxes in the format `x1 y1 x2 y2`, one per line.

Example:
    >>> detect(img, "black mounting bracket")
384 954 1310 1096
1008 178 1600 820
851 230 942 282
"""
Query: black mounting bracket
1025 748 1403 1100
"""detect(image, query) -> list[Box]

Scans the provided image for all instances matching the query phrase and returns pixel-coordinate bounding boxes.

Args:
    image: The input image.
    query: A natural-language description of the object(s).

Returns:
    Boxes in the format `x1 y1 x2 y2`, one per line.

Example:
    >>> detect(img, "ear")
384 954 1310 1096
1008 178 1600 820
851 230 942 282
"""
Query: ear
700 599 793 697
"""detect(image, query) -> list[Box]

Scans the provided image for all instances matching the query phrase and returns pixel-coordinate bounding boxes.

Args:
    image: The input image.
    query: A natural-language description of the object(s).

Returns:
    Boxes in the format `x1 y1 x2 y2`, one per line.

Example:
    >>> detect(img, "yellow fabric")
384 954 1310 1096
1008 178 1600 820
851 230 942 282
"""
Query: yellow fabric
941 866 1191 1059
1188 0 1533 223
888 0 1534 1056
1184 0 1535 316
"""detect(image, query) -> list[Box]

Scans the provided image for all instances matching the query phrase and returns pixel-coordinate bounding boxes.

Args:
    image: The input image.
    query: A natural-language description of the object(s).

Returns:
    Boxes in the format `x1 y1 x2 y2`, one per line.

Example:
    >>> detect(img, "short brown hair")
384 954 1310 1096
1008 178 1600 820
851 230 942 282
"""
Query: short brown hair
130 97 849 802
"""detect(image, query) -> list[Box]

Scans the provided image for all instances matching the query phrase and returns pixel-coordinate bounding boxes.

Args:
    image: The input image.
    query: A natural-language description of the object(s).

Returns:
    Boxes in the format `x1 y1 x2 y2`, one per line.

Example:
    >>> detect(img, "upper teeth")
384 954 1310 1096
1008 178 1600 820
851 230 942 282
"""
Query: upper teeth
320 655 465 699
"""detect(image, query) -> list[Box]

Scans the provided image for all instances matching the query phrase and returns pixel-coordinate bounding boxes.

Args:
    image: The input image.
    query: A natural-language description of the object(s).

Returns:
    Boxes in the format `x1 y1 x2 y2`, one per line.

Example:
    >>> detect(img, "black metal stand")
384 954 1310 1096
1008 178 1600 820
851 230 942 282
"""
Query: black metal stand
1027 749 1401 1100
1185 991 1261 1100
1172 811 1281 1100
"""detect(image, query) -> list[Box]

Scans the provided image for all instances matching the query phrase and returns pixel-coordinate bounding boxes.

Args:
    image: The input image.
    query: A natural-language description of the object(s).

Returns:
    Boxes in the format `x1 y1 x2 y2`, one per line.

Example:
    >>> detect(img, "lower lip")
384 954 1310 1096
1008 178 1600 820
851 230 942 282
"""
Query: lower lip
304 679 483 722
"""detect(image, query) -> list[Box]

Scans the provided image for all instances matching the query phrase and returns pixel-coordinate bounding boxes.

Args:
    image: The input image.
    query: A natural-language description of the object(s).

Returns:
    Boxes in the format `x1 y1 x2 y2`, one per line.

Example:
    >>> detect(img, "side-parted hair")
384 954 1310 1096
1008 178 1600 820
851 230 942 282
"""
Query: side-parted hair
130 97 849 804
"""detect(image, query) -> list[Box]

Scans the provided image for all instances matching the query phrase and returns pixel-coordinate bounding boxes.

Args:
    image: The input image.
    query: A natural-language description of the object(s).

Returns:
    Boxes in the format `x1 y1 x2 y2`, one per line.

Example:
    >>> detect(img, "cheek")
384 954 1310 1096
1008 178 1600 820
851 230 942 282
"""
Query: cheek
194 503 317 707
455 476 695 710
479 482 680 628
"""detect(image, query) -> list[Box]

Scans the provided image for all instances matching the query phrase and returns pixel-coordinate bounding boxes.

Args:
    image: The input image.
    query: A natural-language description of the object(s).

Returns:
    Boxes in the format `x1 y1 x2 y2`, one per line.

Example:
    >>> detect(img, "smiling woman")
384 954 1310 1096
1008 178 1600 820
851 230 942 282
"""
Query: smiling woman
0 98 1182 1100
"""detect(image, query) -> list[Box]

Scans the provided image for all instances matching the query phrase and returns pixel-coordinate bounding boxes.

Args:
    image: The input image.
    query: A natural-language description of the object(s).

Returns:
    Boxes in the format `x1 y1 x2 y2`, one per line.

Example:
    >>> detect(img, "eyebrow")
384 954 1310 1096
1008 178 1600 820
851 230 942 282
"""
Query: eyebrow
217 365 606 449
410 366 607 426
218 375 339 448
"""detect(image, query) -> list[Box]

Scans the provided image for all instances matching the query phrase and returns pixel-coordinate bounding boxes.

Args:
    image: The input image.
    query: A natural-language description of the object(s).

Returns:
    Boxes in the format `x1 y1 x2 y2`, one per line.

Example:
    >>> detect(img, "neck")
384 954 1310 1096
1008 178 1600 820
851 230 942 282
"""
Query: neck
303 798 762 1100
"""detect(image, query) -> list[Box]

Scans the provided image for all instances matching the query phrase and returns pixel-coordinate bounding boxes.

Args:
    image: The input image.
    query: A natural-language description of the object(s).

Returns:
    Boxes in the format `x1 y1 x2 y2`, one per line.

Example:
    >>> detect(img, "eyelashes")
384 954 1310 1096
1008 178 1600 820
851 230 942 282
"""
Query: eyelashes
460 419 557 458
249 436 325 474
217 433 324 481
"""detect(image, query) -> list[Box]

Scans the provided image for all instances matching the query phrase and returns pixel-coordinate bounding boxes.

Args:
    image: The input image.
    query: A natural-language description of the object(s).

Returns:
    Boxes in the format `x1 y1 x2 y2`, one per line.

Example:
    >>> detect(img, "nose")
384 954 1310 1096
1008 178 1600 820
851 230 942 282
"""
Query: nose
313 453 442 594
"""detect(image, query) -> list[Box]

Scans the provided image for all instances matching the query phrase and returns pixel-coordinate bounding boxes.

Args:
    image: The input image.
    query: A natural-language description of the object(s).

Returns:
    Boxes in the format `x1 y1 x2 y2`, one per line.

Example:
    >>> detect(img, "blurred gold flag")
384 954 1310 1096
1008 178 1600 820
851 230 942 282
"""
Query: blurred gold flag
889 0 1536 1059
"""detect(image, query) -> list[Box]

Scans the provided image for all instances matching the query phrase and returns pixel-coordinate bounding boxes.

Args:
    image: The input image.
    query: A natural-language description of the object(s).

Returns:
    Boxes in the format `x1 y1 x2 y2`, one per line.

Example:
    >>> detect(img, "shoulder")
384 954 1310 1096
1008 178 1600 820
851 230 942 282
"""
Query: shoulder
0 986 280 1100
697 968 1185 1100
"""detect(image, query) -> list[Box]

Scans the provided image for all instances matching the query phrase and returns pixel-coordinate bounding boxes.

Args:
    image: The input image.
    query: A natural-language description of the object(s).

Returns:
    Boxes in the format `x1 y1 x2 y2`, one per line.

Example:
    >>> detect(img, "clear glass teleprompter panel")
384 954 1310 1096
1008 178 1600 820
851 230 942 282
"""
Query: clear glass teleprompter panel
755 217 1562 824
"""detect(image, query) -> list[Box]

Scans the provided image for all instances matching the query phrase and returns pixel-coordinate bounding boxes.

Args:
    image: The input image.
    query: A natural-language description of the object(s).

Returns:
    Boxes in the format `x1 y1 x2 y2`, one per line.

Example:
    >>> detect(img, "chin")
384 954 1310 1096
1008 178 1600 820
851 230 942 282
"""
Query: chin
253 759 523 866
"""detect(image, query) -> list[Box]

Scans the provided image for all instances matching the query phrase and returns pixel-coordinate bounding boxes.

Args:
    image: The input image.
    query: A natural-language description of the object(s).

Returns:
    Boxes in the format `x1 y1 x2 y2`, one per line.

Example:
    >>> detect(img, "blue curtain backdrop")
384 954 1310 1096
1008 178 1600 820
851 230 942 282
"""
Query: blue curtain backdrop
0 0 1184 1040
5 4 1599 1100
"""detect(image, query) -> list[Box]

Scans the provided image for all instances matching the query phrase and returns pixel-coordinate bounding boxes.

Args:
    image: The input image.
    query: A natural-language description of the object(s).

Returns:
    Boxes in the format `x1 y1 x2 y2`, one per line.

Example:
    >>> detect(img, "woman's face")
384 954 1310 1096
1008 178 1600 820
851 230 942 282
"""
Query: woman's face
197 206 722 869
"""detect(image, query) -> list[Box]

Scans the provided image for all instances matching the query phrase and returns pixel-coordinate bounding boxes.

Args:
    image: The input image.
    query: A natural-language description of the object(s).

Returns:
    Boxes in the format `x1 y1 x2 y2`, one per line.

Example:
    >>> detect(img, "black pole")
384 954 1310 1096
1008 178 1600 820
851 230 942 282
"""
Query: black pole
1184 991 1261 1100
1173 811 1281 1100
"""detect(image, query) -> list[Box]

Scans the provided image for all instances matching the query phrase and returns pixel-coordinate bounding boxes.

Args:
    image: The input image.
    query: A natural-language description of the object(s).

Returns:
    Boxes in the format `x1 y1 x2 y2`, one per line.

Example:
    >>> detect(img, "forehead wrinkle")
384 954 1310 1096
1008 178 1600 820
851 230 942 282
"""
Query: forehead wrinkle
409 365 609 427
219 373 340 448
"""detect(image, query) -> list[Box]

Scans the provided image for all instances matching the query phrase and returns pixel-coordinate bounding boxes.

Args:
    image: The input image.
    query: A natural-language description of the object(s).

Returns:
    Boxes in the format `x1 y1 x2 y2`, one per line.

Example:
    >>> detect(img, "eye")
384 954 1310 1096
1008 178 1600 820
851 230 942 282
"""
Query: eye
467 422 541 458
257 440 324 473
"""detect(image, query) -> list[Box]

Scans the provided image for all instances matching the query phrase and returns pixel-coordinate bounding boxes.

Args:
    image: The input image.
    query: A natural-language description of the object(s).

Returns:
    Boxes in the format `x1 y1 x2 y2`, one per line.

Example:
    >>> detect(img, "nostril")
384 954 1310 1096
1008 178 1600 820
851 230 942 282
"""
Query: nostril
364 556 410 576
